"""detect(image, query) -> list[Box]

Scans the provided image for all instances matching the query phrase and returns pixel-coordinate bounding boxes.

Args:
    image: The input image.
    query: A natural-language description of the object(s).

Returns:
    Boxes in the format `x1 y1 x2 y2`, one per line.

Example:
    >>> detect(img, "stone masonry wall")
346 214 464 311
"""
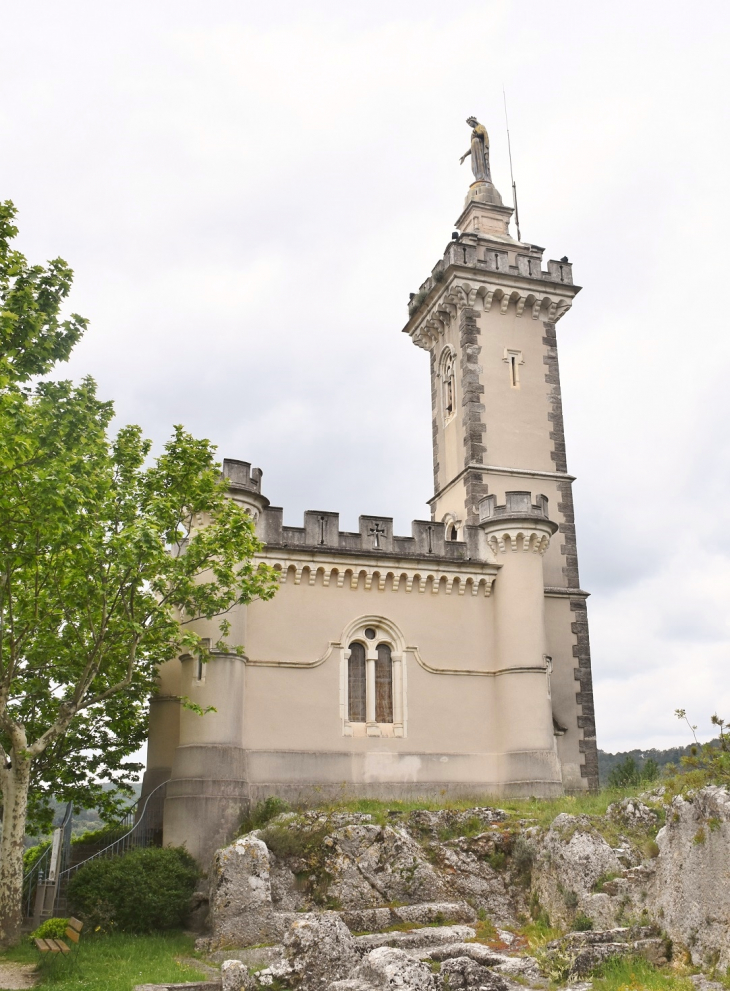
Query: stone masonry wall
459 307 488 525
542 319 598 792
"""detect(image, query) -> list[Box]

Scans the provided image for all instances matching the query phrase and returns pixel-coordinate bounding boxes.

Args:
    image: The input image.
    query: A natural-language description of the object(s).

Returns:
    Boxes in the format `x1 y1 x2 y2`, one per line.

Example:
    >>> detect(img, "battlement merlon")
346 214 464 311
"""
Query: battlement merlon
221 459 270 516
257 507 494 565
479 491 558 530
401 202 581 349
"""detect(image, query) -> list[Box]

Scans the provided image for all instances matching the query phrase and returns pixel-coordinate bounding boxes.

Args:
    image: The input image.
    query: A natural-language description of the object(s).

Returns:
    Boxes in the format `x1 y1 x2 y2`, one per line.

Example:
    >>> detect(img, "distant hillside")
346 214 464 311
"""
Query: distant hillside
597 739 720 787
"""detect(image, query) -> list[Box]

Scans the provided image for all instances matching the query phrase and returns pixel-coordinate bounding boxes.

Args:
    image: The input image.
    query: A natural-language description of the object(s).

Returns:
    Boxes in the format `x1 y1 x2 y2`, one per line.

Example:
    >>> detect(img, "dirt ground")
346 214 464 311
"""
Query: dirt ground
0 962 37 990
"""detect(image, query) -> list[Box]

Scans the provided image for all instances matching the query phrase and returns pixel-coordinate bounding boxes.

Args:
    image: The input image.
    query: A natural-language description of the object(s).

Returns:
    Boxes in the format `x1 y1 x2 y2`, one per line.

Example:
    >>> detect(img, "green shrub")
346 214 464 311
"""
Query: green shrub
68 847 199 933
593 872 620 893
607 755 660 788
238 796 290 836
72 824 126 847
29 917 69 942
573 912 593 931
511 835 535 885
23 840 51 873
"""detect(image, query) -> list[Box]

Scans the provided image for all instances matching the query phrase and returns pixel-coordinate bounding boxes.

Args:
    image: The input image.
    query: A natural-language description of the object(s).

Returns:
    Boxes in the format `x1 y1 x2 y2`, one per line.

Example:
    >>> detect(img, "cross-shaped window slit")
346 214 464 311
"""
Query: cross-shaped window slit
369 522 386 548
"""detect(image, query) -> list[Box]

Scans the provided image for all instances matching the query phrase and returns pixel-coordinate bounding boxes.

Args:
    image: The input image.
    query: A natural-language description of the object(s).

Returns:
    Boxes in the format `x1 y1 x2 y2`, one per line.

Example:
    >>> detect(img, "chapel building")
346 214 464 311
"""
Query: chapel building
143 128 598 864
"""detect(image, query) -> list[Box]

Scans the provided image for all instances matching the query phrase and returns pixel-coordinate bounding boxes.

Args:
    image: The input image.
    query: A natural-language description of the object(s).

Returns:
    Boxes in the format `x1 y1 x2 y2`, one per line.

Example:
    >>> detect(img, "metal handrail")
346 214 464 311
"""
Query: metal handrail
22 801 73 919
22 780 169 919
54 780 169 911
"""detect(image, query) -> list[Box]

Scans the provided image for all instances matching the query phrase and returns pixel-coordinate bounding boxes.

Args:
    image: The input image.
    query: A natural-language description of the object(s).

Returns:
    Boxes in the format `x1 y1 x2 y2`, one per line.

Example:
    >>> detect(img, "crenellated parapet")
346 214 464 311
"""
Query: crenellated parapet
479 491 558 556
403 211 579 351
259 508 489 563
253 506 499 594
222 459 270 520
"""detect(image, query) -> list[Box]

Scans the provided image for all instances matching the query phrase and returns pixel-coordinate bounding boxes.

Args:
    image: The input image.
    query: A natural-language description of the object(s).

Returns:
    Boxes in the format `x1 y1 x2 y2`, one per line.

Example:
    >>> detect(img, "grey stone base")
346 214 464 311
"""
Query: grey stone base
163 744 563 864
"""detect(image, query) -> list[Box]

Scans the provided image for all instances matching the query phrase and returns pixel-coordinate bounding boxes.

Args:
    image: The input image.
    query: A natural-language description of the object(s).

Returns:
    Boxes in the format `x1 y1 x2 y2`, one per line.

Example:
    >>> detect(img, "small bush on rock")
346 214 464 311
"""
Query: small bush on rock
238 796 290 836
675 710 730 787
573 912 593 931
68 846 199 933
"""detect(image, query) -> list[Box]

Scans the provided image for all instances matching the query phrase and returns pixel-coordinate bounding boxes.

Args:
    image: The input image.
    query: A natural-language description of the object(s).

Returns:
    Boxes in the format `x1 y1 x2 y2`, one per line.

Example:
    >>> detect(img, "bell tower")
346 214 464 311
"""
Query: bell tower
402 120 599 791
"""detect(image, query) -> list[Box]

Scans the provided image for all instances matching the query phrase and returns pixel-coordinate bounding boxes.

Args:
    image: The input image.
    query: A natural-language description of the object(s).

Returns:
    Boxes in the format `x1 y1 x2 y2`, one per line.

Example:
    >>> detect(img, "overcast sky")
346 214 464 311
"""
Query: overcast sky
3 1 729 753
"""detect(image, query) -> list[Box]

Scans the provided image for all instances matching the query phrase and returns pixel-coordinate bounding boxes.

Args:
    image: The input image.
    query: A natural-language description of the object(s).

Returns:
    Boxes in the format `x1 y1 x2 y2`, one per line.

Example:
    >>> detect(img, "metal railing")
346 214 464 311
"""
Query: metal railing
22 780 169 920
22 801 73 921
54 780 168 912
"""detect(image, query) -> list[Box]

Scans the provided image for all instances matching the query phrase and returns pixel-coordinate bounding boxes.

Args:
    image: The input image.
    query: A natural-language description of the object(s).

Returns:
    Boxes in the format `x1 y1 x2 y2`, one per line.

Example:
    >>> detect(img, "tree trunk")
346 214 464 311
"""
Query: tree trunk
0 751 31 948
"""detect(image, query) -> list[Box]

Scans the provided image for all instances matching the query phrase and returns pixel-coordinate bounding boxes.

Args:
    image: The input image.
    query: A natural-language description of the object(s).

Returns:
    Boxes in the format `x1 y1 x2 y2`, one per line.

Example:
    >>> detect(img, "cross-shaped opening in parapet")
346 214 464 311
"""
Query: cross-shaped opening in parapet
369 522 386 549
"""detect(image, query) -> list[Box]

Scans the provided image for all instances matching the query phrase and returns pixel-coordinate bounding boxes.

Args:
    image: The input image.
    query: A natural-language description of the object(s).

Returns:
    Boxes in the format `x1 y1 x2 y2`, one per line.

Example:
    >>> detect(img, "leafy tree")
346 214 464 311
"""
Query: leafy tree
608 755 642 788
0 205 279 946
0 200 86 387
642 757 659 783
607 754 659 789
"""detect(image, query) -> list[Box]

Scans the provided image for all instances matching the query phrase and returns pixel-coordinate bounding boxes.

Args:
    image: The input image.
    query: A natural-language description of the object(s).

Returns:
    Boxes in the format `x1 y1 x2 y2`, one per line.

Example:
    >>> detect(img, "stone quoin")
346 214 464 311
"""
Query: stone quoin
142 118 598 864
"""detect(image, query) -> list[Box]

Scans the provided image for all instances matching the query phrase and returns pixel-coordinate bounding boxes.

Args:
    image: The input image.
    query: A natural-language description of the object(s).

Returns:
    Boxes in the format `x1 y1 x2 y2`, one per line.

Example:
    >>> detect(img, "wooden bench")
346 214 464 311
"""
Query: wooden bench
35 917 83 970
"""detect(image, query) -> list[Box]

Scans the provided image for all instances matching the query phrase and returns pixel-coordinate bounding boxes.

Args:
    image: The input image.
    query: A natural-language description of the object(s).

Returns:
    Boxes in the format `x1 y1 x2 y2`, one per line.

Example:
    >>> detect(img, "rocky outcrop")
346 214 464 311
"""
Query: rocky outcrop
351 947 437 991
284 913 358 991
648 786 730 969
207 836 283 949
203 788 730 985
531 813 624 930
542 927 670 977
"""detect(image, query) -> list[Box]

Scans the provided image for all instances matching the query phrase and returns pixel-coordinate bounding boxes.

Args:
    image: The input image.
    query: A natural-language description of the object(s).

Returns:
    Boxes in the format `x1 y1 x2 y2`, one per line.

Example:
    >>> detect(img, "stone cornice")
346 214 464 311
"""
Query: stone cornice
214 644 548 679
428 463 575 506
257 549 498 596
404 269 579 351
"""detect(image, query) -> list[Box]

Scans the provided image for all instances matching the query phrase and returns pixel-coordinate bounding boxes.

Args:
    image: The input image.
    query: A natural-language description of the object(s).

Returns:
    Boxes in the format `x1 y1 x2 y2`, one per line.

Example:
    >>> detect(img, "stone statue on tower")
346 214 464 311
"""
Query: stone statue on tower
460 116 492 184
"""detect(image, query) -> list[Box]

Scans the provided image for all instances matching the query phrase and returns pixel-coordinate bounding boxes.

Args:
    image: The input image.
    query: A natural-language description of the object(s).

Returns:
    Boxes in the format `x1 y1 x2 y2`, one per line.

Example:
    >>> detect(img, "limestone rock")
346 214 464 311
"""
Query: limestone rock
270 854 307 912
491 955 543 982
428 836 520 924
544 928 668 978
327 824 451 909
284 912 359 991
438 957 510 991
354 925 477 956
221 960 255 991
355 947 437 990
208 836 279 949
532 815 623 929
648 786 730 969
407 808 508 838
690 976 728 991
427 944 506 965
606 798 659 830
342 908 393 934
328 982 376 991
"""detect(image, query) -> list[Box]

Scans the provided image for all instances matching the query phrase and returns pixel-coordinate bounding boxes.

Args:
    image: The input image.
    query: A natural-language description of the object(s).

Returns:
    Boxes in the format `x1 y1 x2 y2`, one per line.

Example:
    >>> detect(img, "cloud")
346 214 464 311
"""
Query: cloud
3 0 730 751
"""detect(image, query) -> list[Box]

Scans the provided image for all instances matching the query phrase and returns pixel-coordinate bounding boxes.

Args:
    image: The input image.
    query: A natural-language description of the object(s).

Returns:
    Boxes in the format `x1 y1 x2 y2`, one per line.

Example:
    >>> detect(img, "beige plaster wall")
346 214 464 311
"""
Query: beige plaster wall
477 305 556 473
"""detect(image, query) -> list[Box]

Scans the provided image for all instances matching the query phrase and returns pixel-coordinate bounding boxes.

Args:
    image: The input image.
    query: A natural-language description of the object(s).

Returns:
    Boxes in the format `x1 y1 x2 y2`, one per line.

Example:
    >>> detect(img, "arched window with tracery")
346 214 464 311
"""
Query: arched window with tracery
375 643 393 723
348 642 366 722
341 619 406 737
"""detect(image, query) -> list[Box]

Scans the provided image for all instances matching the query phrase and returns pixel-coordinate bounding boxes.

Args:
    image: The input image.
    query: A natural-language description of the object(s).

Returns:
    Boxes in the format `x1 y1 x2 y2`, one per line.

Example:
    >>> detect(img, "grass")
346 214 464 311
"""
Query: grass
0 931 210 991
516 917 562 950
303 786 663 830
592 956 694 991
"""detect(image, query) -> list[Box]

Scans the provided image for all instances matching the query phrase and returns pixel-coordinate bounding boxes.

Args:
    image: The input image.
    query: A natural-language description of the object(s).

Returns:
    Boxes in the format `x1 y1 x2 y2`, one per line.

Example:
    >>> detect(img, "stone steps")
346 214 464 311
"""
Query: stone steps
353 924 476 955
